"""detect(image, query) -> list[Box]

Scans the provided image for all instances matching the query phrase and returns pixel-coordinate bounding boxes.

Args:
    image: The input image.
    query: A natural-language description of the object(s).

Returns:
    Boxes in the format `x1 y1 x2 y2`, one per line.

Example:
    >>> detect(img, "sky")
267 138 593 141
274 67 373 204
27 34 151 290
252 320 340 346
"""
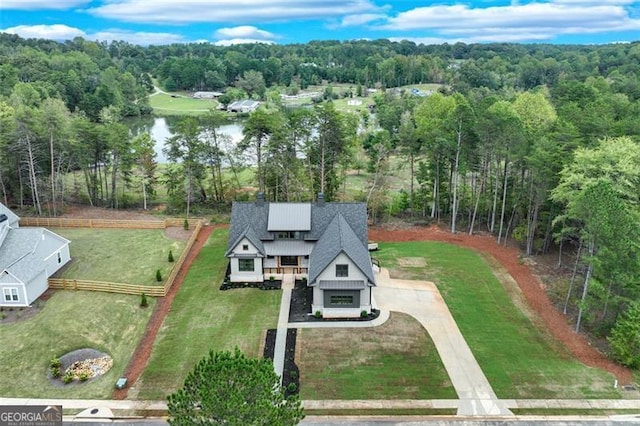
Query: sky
0 0 638 47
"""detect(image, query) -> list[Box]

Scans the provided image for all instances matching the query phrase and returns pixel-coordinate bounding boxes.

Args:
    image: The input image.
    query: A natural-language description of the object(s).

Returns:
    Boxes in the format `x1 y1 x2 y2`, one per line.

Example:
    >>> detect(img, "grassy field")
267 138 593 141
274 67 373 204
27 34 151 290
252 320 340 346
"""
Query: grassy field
133 228 281 400
149 92 218 115
375 242 621 399
297 312 456 400
53 228 185 286
0 291 154 398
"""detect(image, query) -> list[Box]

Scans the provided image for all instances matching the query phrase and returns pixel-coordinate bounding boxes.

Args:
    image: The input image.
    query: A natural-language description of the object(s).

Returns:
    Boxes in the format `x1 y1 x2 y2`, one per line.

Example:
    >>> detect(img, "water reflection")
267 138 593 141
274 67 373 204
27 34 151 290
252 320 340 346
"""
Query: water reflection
125 116 245 163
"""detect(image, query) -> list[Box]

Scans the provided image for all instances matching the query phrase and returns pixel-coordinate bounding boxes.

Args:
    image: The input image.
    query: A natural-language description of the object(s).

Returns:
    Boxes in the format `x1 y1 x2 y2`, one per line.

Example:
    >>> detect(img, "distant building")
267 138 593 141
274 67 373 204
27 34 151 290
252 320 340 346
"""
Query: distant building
193 91 223 99
227 100 260 113
347 99 363 106
0 204 71 307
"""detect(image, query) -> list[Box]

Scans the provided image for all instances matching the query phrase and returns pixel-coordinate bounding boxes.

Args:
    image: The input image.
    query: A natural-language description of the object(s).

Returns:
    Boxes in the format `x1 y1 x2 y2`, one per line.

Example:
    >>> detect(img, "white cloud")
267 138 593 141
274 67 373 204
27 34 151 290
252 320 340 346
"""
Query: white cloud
88 0 378 23
91 30 185 45
214 26 276 40
214 38 276 46
379 2 640 42
0 0 90 9
0 24 85 40
0 24 185 45
340 13 387 27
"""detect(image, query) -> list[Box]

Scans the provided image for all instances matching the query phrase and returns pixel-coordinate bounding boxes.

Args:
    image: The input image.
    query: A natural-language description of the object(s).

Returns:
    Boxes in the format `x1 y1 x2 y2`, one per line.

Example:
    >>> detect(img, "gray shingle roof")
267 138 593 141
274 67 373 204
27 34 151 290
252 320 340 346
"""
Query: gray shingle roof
0 228 69 283
307 213 375 285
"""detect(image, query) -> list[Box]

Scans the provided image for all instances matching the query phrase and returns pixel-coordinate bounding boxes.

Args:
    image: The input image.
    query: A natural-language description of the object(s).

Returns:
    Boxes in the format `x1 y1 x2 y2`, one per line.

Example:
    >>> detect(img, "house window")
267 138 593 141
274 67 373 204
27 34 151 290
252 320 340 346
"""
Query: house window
3 288 18 302
336 264 349 277
276 231 301 240
57 252 61 263
330 295 354 305
242 244 249 251
238 259 255 272
281 256 298 266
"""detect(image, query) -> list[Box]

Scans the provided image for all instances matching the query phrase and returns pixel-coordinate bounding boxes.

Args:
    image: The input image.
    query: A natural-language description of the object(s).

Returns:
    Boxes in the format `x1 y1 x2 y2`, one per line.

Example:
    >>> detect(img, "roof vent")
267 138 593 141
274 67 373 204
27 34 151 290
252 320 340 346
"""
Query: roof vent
0 214 7 223
317 192 325 207
256 192 265 206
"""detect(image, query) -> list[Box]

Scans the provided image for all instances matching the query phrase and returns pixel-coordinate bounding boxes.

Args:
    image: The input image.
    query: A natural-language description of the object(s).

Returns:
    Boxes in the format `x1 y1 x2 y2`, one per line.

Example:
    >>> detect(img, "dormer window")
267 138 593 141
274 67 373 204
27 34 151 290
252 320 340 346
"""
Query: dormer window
242 244 249 251
277 231 300 240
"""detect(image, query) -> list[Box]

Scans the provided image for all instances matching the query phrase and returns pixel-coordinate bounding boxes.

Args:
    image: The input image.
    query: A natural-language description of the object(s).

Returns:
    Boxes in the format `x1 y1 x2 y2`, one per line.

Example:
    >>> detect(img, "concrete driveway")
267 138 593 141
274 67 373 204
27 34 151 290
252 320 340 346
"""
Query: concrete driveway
373 268 512 417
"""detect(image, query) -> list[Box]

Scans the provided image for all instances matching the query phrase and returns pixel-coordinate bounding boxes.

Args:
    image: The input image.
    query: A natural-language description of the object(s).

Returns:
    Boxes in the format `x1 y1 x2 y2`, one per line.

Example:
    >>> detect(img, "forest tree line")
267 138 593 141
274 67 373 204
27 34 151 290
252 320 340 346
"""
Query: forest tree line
1 34 640 362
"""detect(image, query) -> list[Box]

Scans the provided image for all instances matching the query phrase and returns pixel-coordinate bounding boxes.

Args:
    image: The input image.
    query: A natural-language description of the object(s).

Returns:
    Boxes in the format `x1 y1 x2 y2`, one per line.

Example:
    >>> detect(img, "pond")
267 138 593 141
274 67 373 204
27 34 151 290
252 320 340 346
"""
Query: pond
125 115 245 163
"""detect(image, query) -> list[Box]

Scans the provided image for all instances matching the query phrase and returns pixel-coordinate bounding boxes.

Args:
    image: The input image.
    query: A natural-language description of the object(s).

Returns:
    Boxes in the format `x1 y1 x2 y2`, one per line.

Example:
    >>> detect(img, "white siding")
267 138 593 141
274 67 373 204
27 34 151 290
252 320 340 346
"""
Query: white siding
228 237 264 282
229 257 264 283
311 252 372 316
43 243 71 277
25 270 48 305
0 281 27 307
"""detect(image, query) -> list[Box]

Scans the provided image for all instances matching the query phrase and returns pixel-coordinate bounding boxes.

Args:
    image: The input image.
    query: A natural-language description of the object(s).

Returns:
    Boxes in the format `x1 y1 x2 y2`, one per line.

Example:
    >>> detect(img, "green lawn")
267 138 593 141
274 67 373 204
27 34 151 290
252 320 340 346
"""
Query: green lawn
298 312 456 400
149 92 218 115
53 228 185 286
134 228 281 400
0 291 154 398
376 241 621 399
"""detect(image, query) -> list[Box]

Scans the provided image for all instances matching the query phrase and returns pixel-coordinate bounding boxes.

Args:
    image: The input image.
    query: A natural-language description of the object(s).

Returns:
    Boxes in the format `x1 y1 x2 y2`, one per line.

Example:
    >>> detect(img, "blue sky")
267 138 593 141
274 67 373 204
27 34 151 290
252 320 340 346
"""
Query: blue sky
0 0 638 46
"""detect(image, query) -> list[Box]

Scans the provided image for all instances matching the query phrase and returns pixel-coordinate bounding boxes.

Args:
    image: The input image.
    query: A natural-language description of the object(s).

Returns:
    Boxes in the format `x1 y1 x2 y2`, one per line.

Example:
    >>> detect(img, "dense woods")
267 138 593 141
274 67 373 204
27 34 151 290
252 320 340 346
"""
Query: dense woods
1 33 639 361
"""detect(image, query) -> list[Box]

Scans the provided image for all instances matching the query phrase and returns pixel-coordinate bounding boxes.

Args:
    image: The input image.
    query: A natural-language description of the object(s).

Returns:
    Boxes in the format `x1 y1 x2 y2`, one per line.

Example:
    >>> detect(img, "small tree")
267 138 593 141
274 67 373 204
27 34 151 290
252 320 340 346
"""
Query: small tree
167 347 304 426
156 269 162 282
183 219 189 230
140 292 148 308
609 302 640 368
168 250 174 262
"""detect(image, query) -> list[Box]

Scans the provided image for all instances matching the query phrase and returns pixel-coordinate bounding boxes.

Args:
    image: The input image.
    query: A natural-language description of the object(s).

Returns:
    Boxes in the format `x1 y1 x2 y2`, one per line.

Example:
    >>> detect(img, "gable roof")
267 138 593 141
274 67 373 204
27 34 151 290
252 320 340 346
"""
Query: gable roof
307 213 375 285
0 228 69 283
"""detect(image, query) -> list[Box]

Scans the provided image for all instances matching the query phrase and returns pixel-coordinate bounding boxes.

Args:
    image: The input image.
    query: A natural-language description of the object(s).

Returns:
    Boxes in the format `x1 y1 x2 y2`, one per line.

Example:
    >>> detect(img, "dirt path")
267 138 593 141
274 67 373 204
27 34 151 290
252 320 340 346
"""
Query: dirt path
369 225 633 384
113 224 215 400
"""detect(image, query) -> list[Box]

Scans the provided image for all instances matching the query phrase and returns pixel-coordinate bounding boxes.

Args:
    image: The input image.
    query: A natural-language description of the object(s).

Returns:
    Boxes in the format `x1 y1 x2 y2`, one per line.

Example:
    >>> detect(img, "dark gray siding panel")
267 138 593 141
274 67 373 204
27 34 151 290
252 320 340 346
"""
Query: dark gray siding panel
323 290 360 308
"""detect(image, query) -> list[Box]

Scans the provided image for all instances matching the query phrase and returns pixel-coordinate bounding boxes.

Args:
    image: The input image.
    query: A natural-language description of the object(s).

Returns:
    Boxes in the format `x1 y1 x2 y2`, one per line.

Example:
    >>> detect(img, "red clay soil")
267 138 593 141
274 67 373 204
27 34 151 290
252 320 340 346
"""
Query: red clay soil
368 224 633 384
113 224 216 400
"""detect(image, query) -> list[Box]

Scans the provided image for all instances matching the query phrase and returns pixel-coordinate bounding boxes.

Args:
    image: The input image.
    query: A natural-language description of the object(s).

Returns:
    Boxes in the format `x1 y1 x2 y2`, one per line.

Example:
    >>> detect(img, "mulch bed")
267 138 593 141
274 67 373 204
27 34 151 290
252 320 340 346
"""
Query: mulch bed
113 224 216 399
369 224 634 384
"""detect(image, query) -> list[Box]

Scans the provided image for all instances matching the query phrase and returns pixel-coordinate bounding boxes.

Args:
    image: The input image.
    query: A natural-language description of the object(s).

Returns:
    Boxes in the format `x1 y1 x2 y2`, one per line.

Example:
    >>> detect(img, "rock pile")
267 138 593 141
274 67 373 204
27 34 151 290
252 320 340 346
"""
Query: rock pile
65 356 113 379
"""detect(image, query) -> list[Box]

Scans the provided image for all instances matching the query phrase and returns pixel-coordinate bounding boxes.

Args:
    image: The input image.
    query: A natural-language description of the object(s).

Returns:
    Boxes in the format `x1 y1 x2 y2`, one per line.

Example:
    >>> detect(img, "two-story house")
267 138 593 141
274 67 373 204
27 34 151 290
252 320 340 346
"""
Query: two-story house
225 194 376 318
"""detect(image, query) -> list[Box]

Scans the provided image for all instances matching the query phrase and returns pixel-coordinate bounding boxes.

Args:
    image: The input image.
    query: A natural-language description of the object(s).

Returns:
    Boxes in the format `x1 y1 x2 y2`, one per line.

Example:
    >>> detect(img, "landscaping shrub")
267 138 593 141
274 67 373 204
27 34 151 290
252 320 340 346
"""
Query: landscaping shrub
314 311 322 319
49 357 62 369
156 269 162 282
62 372 74 384
168 250 174 262
79 372 89 382
361 310 368 318
140 292 149 308
50 366 61 378
183 219 189 230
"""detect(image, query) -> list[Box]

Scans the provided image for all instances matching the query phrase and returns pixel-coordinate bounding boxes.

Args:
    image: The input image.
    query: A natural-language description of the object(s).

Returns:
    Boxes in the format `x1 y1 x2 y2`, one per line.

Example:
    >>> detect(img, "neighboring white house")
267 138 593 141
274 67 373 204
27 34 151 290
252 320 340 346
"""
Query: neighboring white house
227 100 260 113
226 194 376 318
193 91 223 99
0 203 71 307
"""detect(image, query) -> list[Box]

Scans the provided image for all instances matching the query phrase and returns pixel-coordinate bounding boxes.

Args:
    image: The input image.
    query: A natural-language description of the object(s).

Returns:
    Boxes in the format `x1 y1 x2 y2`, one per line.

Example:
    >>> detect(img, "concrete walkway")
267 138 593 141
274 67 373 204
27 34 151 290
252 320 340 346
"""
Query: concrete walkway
4 397 640 412
273 277 294 382
373 268 513 417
